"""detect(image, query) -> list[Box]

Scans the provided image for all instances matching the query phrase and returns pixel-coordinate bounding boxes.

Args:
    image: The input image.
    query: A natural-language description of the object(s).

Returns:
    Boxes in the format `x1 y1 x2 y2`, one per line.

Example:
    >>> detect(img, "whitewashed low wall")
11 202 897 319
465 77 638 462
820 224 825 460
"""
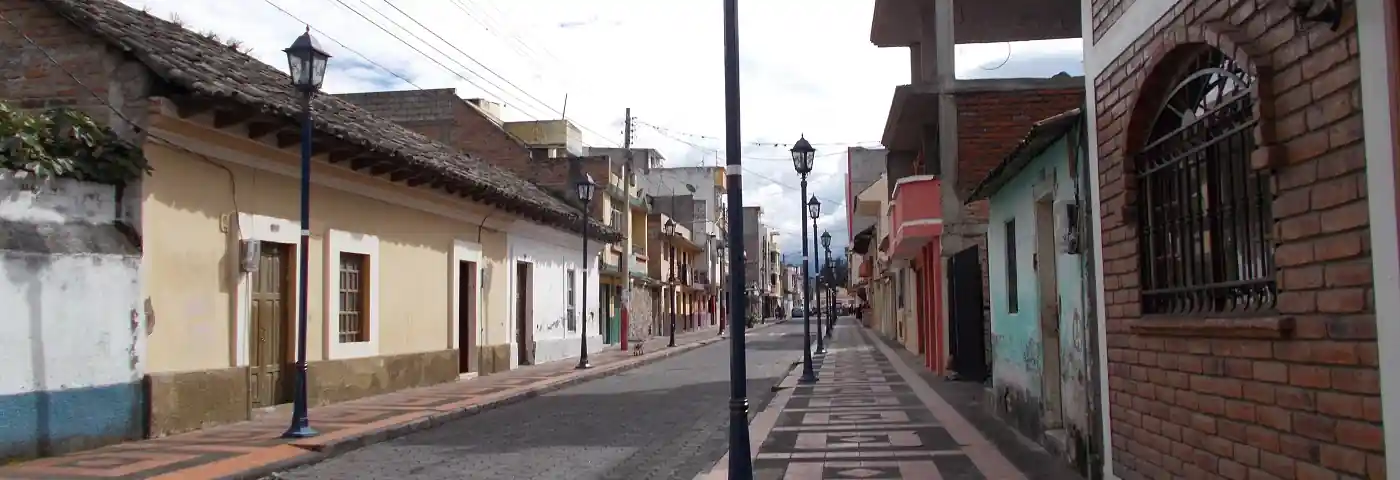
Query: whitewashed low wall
0 175 145 460
506 230 605 367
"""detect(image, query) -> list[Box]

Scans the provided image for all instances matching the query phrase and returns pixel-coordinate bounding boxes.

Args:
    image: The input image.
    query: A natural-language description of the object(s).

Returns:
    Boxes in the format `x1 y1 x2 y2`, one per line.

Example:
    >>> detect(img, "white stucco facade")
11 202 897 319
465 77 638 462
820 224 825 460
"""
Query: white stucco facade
506 222 606 367
0 175 145 459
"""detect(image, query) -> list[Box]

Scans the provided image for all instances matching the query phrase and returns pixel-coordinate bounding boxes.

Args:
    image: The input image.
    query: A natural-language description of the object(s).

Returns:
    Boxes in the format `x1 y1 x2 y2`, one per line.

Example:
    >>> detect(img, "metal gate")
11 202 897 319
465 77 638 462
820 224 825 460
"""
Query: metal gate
947 246 988 382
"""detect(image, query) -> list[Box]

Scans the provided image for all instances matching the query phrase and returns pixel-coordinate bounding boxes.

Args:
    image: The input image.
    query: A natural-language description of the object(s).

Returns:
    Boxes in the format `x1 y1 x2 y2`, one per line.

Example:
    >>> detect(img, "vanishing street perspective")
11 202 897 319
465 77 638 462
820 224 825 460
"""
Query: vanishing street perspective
1 0 1398 479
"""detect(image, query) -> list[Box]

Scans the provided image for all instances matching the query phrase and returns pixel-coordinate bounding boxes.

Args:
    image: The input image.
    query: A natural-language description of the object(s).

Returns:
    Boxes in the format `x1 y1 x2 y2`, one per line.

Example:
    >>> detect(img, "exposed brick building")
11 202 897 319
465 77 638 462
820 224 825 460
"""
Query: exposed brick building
1086 0 1394 478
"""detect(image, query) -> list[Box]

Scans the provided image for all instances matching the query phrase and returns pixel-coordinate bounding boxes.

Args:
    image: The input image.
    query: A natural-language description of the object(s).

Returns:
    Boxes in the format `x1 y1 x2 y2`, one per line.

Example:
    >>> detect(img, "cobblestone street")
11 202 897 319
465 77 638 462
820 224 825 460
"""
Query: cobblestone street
270 322 809 480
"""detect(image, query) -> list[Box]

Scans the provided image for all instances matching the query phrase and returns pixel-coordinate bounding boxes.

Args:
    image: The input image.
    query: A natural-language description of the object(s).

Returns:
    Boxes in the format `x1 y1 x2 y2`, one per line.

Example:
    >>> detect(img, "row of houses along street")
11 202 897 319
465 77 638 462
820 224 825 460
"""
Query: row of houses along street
846 0 1398 478
0 0 813 466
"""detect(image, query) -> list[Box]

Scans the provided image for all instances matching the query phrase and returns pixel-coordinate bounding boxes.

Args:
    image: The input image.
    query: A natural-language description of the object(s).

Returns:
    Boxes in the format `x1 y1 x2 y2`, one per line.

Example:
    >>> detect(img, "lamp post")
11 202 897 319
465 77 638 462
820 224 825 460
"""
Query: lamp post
810 197 827 356
791 137 819 385
576 173 597 370
281 28 330 440
721 0 753 473
666 219 678 347
822 231 834 339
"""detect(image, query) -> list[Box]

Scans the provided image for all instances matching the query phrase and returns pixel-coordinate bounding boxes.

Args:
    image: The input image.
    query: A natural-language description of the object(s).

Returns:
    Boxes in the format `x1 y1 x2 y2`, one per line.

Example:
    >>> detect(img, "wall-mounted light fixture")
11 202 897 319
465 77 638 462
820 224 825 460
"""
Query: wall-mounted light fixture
1288 0 1344 31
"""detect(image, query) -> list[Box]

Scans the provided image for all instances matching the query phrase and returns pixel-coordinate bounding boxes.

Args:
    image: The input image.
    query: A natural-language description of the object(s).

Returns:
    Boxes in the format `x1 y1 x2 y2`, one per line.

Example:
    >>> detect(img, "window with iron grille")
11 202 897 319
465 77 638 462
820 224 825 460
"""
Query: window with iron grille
1005 219 1019 314
1135 46 1275 314
566 269 578 331
338 252 370 343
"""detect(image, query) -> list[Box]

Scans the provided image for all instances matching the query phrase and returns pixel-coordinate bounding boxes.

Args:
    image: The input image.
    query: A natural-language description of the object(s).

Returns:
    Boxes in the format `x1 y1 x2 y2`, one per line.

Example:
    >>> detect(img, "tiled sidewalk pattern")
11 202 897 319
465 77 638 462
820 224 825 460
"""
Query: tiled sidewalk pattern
0 326 744 480
750 323 1023 479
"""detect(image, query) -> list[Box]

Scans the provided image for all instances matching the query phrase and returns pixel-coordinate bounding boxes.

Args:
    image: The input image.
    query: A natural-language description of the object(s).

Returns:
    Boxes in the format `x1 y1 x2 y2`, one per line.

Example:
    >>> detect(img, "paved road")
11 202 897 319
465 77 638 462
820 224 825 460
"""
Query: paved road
272 321 810 480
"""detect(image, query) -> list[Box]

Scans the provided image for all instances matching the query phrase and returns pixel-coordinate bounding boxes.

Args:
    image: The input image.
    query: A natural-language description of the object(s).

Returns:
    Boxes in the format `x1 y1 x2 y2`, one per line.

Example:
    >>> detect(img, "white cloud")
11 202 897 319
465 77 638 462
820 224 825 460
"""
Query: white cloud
120 0 1081 258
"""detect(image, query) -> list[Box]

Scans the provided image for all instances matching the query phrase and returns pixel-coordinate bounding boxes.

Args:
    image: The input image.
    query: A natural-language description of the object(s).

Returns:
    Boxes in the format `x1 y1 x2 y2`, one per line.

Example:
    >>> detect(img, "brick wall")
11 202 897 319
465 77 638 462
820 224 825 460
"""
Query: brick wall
0 0 151 135
955 88 1086 198
337 89 558 183
1091 0 1135 43
1093 1 1381 479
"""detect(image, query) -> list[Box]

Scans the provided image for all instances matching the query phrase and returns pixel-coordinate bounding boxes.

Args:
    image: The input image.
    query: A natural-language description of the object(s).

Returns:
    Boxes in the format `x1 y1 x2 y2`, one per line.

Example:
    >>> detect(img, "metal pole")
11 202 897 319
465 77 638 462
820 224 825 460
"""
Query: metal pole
798 177 819 383
669 239 677 347
813 218 826 355
577 217 592 369
283 92 317 439
722 0 753 474
621 108 633 352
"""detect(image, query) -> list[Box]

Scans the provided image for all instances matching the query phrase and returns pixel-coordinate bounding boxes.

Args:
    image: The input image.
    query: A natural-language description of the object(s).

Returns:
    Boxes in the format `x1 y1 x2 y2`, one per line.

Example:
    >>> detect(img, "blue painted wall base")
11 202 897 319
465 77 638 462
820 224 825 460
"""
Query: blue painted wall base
0 382 144 461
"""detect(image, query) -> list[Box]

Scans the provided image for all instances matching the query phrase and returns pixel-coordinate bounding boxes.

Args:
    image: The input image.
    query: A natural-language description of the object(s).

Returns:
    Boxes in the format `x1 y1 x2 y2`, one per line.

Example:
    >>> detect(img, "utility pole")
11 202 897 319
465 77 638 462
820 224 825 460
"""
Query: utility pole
621 107 634 352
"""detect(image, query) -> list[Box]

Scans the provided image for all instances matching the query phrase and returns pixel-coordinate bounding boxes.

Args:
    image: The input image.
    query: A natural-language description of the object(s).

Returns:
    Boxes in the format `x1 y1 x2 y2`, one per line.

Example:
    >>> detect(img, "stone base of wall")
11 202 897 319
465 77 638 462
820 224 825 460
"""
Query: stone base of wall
478 344 511 375
145 349 461 438
144 367 249 439
307 349 458 406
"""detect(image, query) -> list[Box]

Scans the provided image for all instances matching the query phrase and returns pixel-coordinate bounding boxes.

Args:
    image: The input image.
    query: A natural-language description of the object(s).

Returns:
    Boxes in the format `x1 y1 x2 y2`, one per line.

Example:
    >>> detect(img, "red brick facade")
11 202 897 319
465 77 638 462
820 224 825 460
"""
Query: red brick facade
1093 1 1382 478
955 88 1086 196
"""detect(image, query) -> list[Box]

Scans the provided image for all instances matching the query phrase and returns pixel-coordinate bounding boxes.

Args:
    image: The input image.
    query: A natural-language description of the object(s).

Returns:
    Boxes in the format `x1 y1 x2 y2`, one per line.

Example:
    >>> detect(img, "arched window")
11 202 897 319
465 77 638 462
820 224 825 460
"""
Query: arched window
1135 46 1275 314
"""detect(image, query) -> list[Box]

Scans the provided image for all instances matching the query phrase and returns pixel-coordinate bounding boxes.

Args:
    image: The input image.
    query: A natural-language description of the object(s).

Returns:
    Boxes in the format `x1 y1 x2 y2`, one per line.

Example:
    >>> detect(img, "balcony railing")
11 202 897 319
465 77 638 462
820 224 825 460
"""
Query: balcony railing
890 175 942 259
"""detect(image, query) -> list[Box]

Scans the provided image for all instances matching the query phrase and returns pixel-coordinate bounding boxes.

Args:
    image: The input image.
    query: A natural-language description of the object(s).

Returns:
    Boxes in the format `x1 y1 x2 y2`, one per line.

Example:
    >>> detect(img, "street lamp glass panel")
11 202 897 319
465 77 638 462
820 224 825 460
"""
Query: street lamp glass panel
790 136 816 174
806 196 821 219
576 173 597 203
821 231 832 248
284 29 331 91
665 219 676 235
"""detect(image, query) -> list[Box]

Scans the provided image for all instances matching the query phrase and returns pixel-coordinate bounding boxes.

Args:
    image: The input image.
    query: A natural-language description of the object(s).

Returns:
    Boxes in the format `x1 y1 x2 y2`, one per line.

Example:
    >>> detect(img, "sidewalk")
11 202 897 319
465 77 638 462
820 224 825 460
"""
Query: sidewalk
699 319 1027 480
0 322 783 480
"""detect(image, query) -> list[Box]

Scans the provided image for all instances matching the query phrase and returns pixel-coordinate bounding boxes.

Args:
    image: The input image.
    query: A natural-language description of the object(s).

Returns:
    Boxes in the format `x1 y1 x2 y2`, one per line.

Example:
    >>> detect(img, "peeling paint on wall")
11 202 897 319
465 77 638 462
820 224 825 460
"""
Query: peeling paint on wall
0 177 145 461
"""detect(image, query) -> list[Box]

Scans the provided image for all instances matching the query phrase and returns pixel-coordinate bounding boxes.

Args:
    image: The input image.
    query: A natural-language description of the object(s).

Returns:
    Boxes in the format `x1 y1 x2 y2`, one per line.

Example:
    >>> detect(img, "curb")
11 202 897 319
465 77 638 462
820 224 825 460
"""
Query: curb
231 319 792 480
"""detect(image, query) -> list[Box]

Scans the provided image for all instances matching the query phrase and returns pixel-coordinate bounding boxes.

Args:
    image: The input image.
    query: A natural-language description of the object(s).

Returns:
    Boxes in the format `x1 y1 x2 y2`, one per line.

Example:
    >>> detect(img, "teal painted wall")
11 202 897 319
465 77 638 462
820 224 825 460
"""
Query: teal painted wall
985 134 1092 437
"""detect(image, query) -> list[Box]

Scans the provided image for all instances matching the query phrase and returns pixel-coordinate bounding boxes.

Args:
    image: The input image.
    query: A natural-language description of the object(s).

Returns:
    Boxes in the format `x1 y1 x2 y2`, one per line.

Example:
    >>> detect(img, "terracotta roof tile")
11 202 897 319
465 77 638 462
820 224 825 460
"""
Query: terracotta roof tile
39 0 621 242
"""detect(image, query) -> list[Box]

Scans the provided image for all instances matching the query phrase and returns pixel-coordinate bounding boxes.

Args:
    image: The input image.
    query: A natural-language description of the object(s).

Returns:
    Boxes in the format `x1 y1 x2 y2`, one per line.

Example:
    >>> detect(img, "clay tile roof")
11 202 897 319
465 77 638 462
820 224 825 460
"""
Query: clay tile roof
40 0 621 242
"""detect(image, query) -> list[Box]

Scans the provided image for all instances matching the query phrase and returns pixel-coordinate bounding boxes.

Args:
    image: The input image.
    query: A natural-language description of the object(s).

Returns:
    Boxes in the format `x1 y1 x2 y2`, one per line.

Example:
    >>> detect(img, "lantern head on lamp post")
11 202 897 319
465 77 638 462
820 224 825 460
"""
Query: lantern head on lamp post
807 196 821 220
790 135 815 175
575 173 597 370
821 231 832 249
281 27 331 440
284 28 331 94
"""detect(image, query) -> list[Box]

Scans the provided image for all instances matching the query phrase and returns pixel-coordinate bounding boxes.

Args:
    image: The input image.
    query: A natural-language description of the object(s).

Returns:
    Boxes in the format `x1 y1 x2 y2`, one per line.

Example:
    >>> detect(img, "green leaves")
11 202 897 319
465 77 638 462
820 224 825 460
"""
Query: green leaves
0 102 150 184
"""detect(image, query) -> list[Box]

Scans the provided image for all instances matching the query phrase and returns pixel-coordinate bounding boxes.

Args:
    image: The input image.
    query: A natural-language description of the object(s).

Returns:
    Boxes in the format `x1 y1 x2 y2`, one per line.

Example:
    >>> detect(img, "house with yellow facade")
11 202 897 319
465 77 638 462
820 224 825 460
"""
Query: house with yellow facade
0 0 622 458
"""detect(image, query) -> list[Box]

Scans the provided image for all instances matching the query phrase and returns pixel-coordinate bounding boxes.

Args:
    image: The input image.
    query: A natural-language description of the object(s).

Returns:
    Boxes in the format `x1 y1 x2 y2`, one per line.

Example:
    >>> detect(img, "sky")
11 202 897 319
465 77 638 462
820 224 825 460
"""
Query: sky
120 0 1083 257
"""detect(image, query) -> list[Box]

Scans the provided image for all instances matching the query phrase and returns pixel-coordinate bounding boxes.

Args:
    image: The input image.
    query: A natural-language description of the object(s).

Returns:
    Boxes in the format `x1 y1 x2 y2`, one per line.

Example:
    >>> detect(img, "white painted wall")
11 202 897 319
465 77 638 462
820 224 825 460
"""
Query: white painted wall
506 225 605 367
0 175 145 457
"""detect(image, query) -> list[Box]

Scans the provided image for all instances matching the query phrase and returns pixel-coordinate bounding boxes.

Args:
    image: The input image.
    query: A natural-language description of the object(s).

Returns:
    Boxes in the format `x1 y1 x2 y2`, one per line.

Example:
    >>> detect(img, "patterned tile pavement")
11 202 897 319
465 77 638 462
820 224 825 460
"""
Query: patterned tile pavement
739 321 1025 480
0 324 773 480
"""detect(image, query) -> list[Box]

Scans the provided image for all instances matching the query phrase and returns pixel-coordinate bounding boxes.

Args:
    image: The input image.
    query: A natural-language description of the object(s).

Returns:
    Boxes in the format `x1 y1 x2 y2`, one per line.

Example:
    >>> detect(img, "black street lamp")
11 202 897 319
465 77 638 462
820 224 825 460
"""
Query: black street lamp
281 28 330 440
576 173 597 370
809 197 826 356
722 0 752 473
666 219 678 347
822 231 834 339
791 137 819 385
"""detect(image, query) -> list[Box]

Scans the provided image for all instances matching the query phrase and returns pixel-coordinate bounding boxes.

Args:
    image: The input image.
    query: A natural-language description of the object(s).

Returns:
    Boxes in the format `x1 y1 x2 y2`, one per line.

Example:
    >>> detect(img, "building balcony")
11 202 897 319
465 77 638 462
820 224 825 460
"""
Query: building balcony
889 174 942 260
600 256 624 277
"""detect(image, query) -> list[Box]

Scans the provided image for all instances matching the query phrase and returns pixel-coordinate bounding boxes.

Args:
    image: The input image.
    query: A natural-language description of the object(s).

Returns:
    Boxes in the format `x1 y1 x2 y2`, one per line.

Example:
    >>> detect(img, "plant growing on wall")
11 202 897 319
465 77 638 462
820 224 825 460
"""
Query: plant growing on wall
0 102 150 185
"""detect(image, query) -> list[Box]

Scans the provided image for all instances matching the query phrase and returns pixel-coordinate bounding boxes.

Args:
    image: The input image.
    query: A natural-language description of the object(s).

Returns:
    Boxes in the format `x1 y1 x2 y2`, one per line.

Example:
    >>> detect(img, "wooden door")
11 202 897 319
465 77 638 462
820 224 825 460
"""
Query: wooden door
515 262 533 365
458 261 477 373
249 242 292 408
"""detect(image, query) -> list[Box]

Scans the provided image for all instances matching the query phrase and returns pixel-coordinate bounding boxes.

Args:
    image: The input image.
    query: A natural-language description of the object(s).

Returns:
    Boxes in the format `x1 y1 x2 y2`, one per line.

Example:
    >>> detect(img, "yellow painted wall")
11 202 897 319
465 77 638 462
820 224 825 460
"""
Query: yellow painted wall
141 119 516 374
